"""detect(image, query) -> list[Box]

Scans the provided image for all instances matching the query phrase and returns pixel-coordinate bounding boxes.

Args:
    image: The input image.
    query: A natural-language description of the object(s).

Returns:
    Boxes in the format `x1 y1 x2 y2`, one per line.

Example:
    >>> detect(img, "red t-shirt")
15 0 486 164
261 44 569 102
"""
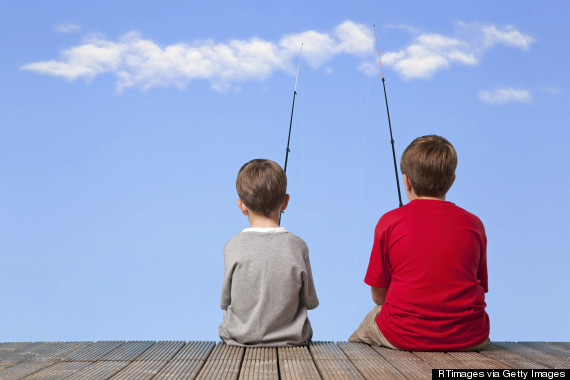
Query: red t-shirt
365 199 489 351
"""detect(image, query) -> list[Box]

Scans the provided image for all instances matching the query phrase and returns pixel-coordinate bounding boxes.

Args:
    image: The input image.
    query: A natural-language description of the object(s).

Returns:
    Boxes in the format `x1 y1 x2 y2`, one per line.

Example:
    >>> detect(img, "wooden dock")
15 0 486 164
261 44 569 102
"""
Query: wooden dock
0 341 568 379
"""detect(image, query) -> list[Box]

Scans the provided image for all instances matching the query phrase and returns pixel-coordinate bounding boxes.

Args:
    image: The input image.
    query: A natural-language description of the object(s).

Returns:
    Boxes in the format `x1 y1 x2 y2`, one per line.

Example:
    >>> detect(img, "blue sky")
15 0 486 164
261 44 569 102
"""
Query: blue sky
1 0 568 343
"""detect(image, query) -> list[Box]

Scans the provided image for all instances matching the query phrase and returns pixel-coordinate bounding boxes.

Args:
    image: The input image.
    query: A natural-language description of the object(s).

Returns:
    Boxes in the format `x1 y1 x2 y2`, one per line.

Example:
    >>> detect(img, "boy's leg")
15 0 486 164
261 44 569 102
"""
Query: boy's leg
348 305 398 349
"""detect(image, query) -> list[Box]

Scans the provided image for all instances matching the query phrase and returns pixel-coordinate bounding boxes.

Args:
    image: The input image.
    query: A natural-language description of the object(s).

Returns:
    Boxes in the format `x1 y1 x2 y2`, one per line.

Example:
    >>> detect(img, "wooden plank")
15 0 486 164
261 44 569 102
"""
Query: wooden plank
372 346 432 380
479 343 551 369
153 360 205 380
19 362 91 380
278 346 320 380
195 343 244 380
337 342 406 380
109 360 167 380
24 342 91 362
135 341 185 361
0 342 83 363
309 342 363 380
0 343 35 359
336 342 383 360
522 342 570 360
279 358 321 380
0 343 32 362
64 361 130 380
411 352 465 369
314 359 364 380
278 347 313 361
0 343 46 363
447 351 511 369
206 343 243 361
0 363 16 371
310 342 348 360
548 342 570 351
172 342 216 361
196 359 242 380
240 348 277 380
239 348 278 380
243 347 276 361
371 346 420 362
0 343 32 350
493 342 568 368
100 341 155 361
62 341 125 362
0 362 55 380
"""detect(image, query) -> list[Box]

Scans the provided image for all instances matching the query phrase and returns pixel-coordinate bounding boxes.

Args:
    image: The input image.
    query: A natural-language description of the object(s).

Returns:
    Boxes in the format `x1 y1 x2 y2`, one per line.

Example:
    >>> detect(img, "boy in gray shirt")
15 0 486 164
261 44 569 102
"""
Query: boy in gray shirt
219 159 319 347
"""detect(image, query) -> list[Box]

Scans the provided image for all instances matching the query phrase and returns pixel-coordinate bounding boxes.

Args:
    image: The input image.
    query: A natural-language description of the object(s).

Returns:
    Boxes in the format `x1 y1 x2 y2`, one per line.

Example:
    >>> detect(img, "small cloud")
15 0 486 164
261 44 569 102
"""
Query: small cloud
384 24 420 34
56 23 81 34
324 67 333 75
357 61 378 76
478 88 532 104
543 86 561 95
382 23 533 80
481 25 534 50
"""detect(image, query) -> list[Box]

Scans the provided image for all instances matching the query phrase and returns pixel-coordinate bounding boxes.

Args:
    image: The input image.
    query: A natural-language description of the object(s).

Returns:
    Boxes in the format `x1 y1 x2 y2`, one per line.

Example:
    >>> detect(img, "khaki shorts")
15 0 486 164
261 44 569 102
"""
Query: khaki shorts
348 305 490 351
348 305 398 349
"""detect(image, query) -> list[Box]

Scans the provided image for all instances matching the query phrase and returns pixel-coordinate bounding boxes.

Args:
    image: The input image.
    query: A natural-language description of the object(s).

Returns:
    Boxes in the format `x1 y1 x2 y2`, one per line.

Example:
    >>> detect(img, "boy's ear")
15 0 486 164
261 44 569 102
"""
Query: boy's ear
280 194 290 212
403 174 413 192
237 199 249 215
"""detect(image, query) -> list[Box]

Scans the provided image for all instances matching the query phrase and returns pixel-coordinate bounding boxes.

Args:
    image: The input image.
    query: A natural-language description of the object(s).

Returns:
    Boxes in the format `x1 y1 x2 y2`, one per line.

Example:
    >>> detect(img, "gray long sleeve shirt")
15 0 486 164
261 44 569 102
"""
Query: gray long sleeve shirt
219 228 319 347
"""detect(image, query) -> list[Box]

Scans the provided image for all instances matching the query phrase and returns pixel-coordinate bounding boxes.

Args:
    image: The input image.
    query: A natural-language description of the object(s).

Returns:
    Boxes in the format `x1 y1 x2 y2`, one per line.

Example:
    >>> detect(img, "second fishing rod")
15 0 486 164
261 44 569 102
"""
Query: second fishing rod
373 24 403 207
280 43 303 225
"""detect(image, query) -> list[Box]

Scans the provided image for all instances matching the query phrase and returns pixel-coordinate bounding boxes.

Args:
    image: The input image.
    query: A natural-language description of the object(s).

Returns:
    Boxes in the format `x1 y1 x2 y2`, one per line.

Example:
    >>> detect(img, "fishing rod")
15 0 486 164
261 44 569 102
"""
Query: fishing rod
373 25 403 207
280 43 303 225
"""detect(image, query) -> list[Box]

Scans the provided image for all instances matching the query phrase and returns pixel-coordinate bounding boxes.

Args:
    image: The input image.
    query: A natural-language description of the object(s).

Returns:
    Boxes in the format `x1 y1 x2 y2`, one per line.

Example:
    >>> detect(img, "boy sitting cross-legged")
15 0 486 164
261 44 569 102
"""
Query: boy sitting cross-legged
350 135 490 351
219 159 319 347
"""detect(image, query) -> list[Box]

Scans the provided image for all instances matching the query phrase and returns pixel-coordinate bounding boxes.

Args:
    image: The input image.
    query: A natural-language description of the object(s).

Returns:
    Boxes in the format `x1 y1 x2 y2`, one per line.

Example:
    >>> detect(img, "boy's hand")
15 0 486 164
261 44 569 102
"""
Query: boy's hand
371 287 388 305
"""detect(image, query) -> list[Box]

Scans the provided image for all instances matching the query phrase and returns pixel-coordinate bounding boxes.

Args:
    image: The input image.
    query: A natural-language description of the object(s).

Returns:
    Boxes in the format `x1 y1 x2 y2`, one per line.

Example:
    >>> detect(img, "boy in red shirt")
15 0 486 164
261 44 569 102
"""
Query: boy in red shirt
349 135 490 351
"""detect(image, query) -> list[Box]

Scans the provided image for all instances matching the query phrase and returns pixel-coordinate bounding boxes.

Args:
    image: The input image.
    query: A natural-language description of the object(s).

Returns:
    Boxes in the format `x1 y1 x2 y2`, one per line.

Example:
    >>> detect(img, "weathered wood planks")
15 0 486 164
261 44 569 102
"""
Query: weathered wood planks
278 346 320 380
310 341 364 379
0 340 566 379
337 342 407 380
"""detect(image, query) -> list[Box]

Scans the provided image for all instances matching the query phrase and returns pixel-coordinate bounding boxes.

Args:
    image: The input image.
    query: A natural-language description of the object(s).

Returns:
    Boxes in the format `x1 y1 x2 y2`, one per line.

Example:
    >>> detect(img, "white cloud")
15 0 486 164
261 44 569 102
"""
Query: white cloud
481 25 534 50
382 23 533 79
384 24 420 34
543 86 561 95
56 24 81 34
279 30 336 69
478 88 532 104
324 67 333 75
334 21 373 55
22 21 374 92
357 61 378 76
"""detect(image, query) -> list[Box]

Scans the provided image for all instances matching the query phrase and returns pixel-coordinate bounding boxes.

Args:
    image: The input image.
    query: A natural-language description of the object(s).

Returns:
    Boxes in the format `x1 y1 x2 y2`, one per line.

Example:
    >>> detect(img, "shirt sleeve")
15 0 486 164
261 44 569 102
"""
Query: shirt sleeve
220 247 233 310
300 246 319 310
364 217 392 288
477 223 489 293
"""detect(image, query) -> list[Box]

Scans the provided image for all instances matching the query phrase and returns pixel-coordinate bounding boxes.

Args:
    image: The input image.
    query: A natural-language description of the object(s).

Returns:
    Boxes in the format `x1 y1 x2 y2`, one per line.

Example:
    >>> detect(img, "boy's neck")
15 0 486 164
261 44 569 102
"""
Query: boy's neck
248 211 281 228
413 195 446 201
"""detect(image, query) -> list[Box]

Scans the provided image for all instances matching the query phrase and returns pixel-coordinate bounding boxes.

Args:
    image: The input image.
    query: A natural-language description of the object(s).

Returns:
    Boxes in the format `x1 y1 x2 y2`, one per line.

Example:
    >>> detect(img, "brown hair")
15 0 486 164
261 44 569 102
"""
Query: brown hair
236 159 287 216
400 135 457 198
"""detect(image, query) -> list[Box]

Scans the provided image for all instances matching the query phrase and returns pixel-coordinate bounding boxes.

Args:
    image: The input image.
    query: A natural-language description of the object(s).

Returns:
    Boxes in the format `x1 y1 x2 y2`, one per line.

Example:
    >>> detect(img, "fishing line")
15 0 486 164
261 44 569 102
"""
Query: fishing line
349 53 375 328
300 55 305 236
280 43 303 225
373 25 403 207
